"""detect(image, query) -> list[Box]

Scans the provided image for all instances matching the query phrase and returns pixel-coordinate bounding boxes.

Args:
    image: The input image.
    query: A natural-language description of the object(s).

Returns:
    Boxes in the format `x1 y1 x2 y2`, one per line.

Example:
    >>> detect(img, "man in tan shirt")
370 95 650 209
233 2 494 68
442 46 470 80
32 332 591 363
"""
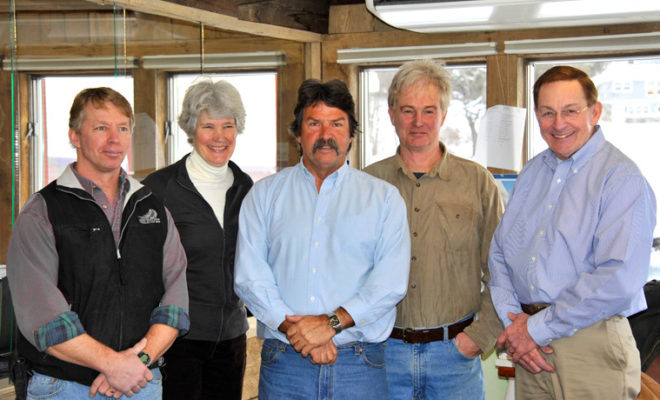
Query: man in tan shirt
364 59 503 399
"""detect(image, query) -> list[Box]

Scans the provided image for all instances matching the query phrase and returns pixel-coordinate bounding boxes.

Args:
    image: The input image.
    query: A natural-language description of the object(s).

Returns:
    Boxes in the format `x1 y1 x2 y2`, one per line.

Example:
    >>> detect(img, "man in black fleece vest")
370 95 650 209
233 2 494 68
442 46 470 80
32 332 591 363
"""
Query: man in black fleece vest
7 88 189 400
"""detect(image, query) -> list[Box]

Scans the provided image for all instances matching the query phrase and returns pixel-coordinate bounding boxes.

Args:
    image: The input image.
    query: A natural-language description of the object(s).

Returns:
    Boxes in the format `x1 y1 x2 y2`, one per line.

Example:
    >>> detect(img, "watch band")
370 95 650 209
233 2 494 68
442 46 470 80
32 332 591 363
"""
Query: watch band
327 313 342 334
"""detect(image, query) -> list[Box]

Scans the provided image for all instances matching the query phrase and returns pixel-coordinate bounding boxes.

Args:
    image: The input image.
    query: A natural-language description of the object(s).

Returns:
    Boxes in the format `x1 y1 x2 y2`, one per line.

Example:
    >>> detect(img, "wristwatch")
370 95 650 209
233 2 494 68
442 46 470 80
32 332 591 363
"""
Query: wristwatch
327 313 342 334
137 351 151 367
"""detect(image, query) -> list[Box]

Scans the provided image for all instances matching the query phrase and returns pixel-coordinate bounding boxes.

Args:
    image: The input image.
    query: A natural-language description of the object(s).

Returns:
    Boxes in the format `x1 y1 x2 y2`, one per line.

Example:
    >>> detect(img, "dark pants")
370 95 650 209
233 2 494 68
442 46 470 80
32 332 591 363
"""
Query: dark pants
162 334 247 400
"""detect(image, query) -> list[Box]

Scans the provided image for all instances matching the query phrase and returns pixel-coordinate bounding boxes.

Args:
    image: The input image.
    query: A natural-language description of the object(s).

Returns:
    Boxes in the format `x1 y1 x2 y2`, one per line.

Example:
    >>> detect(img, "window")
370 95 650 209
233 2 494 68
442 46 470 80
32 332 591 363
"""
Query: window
168 72 277 182
527 57 660 279
360 64 486 168
29 76 134 192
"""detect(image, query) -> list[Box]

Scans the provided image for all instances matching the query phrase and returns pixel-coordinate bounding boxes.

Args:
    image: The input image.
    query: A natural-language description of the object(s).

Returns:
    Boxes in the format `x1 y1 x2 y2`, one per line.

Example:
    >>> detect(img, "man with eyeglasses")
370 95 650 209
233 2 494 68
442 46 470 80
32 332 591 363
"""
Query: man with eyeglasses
489 65 656 399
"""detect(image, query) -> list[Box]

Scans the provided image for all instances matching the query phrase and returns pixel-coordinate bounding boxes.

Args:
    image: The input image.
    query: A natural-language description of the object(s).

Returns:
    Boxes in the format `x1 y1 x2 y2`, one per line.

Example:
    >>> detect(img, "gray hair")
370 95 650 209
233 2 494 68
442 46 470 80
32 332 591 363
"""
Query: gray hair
388 59 451 113
178 78 246 144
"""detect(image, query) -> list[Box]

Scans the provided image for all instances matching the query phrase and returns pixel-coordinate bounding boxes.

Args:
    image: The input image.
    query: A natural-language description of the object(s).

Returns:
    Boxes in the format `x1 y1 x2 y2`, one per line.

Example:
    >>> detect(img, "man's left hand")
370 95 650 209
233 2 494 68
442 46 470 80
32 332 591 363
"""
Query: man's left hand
455 332 482 358
285 314 335 357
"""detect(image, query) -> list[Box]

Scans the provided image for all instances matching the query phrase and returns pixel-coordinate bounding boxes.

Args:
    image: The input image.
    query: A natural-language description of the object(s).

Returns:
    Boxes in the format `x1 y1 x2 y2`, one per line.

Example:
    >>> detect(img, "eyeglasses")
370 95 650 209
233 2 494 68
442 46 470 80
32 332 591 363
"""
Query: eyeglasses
538 106 588 122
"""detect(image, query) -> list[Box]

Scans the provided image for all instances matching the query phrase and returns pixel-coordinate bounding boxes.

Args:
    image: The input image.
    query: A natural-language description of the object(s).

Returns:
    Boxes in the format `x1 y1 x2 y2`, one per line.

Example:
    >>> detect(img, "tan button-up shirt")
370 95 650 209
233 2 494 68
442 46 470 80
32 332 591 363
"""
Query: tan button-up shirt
364 143 504 352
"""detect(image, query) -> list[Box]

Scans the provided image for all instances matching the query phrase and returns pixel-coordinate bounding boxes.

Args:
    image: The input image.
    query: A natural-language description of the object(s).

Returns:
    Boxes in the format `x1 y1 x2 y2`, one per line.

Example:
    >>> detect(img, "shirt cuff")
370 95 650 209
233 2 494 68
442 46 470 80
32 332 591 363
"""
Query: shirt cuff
526 310 553 346
150 305 190 336
36 311 86 352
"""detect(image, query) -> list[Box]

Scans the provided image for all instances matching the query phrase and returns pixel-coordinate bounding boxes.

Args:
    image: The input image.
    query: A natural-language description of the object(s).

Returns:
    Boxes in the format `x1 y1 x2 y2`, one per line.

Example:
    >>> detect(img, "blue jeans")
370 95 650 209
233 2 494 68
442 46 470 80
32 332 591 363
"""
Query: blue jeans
27 369 162 400
385 337 484 400
259 339 387 400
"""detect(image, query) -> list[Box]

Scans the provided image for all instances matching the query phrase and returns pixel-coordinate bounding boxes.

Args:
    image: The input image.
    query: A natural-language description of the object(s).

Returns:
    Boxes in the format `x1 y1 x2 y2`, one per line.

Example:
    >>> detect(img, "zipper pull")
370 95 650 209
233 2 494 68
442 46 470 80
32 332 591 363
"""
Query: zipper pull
117 248 126 285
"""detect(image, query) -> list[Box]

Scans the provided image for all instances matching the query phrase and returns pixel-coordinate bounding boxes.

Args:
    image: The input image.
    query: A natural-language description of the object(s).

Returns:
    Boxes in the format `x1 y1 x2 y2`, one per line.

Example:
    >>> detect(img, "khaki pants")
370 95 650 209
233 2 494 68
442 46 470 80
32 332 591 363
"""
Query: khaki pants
515 316 641 400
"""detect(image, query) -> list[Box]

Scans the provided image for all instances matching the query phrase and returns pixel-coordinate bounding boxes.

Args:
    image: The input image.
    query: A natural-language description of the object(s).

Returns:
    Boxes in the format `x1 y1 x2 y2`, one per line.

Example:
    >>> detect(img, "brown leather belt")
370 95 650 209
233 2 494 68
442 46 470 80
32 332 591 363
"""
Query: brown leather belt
390 317 474 344
521 303 550 315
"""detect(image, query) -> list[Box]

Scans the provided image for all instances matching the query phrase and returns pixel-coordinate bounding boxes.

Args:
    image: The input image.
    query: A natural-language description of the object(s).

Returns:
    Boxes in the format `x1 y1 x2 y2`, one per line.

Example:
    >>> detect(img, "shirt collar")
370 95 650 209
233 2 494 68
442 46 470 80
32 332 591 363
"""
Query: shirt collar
297 158 349 189
70 162 130 198
395 141 451 180
542 125 605 171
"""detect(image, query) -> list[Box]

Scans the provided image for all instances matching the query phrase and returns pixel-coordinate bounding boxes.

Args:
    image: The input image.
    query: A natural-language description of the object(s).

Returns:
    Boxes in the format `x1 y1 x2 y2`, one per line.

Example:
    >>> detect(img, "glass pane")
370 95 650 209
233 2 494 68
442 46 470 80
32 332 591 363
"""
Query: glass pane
360 64 486 168
35 76 134 190
169 72 277 182
528 58 660 280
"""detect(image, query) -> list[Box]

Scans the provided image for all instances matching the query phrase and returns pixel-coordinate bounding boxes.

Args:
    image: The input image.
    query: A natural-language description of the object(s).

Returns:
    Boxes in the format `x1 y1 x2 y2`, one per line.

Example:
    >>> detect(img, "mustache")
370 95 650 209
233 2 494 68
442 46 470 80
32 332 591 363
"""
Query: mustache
312 138 339 154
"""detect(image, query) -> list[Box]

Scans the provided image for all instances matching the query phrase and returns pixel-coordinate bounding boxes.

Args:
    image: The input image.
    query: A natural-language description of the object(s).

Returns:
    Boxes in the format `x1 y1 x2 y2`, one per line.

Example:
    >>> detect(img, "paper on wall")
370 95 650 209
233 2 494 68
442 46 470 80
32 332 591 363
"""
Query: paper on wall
474 105 526 171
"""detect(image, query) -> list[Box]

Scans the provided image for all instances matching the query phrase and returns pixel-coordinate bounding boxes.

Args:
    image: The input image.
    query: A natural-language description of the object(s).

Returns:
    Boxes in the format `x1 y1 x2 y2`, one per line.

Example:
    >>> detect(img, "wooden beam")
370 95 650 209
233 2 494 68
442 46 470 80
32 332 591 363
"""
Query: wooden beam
84 0 322 42
237 0 329 34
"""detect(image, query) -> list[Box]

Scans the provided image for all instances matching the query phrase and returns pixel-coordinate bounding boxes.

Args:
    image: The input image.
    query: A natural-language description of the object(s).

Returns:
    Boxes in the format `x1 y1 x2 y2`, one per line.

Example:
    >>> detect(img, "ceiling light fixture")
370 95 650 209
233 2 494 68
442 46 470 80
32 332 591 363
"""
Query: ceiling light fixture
366 0 660 33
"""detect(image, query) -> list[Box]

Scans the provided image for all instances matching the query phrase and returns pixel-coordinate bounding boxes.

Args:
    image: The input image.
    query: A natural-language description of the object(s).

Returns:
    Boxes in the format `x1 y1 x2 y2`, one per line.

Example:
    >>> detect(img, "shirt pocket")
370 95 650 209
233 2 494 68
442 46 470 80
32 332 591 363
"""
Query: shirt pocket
434 202 478 251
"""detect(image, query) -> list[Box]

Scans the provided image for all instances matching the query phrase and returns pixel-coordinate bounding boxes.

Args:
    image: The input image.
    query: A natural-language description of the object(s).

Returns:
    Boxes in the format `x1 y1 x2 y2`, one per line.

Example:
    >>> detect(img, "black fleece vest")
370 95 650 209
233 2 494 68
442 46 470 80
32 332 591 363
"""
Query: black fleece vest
143 158 252 342
19 180 167 386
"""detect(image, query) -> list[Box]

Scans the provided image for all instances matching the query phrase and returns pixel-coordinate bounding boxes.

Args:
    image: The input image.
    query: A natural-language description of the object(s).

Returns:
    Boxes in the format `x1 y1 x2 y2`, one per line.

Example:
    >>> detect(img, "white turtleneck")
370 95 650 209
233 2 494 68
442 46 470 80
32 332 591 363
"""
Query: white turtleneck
185 149 234 228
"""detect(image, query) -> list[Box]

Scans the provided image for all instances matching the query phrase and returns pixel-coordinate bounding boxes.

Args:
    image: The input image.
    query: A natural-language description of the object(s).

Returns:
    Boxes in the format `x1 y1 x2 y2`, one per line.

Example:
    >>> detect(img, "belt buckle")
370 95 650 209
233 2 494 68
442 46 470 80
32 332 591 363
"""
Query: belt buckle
402 327 415 344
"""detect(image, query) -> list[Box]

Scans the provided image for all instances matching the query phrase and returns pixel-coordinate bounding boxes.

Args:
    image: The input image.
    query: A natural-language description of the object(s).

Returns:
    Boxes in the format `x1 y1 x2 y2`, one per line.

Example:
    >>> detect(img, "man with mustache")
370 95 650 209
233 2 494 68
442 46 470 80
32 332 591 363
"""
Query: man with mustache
365 59 503 399
235 79 411 399
489 66 656 399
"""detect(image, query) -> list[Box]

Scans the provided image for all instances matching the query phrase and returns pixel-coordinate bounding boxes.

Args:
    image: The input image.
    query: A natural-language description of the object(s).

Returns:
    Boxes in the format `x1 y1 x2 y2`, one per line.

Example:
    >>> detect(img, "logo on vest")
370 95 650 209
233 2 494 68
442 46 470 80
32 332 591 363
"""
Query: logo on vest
138 209 161 224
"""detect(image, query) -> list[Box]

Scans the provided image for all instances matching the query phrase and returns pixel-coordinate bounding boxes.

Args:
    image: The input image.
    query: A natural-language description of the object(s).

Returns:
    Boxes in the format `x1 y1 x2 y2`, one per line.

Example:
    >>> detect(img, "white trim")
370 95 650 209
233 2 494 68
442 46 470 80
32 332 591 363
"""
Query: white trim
504 32 660 54
337 43 497 64
2 56 138 71
142 52 286 70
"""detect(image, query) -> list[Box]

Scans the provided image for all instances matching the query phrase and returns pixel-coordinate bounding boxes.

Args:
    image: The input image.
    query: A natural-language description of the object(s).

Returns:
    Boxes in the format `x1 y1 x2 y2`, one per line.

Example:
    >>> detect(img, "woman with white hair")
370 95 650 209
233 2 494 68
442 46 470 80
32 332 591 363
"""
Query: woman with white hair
143 78 252 399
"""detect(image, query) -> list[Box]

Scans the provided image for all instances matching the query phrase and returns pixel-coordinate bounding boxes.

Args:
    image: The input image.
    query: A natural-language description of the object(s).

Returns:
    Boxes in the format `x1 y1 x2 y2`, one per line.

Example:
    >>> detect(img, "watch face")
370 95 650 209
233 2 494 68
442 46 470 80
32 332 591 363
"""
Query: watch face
138 351 151 366
328 314 341 332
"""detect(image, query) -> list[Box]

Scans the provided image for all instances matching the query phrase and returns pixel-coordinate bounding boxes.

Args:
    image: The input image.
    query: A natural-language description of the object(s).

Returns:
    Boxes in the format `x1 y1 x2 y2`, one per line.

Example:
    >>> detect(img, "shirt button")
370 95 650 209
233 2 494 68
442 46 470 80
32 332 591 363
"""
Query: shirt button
416 182 421 187
310 296 315 301
531 256 536 262
411 283 417 289
414 207 420 212
556 178 561 184
530 285 535 290
412 232 418 237
411 256 417 261
548 204 553 209
317 217 321 222
314 242 319 247
312 268 317 274
102 204 108 209
573 169 578 174
539 230 544 236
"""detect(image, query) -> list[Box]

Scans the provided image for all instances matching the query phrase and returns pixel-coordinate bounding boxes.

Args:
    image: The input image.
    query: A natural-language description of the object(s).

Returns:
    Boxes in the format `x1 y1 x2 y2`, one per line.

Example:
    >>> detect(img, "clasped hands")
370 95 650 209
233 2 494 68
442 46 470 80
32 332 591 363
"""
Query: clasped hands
89 338 153 399
282 314 338 365
496 312 555 374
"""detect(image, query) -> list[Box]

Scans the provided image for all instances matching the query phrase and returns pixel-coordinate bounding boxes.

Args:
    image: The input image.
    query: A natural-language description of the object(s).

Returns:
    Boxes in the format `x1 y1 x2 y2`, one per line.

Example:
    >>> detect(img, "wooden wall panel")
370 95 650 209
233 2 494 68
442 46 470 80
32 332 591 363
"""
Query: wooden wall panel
0 70 13 263
132 68 159 179
277 58 305 168
486 54 523 108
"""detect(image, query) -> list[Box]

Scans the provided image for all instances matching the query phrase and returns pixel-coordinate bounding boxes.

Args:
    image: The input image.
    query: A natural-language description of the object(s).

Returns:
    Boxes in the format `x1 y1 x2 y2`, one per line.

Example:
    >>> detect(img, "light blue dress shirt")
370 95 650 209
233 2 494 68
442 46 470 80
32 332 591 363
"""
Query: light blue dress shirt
235 162 411 345
488 127 656 346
